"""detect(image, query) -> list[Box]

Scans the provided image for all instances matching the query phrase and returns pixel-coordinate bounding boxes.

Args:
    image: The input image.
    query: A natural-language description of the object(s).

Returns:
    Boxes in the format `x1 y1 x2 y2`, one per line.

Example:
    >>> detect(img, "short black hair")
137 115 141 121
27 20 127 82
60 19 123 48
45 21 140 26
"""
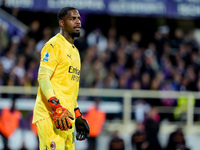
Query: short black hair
57 7 76 22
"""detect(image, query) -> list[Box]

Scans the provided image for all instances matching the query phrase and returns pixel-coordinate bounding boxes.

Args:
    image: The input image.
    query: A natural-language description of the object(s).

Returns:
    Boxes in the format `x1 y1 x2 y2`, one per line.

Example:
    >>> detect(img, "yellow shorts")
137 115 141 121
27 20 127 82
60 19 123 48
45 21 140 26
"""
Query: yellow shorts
36 118 75 150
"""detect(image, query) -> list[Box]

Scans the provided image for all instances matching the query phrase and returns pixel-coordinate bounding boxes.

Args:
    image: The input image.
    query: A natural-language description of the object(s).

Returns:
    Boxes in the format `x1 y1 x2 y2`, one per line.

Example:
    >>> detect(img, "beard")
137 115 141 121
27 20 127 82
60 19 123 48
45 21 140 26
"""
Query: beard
71 32 80 38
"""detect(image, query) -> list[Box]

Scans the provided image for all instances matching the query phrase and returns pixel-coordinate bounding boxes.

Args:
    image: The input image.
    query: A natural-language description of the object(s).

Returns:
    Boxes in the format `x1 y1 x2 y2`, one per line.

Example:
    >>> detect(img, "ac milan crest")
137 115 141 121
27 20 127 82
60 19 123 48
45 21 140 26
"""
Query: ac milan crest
50 141 56 150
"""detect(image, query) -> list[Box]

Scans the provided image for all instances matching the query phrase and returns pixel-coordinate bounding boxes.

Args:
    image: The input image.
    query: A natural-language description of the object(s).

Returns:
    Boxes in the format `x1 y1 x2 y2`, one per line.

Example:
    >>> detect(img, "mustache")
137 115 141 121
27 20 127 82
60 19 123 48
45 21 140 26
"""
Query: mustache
74 26 81 29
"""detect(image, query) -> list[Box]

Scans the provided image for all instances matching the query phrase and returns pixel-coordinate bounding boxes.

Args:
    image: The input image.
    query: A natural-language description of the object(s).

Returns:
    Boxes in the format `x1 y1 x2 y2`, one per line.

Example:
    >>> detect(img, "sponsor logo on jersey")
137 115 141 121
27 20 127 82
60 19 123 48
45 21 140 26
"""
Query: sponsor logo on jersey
68 66 80 82
43 52 50 62
50 141 56 150
68 66 80 75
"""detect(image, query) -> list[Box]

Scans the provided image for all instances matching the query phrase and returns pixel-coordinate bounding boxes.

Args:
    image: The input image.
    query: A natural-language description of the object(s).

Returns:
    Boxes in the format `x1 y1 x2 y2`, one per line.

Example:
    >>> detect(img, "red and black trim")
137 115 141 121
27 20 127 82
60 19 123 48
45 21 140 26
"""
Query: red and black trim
74 107 82 118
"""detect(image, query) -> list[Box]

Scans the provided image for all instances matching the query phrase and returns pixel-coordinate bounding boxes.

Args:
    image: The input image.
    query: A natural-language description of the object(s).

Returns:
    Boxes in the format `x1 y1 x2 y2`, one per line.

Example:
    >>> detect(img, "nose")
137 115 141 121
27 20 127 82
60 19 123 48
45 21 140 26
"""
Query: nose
76 18 81 25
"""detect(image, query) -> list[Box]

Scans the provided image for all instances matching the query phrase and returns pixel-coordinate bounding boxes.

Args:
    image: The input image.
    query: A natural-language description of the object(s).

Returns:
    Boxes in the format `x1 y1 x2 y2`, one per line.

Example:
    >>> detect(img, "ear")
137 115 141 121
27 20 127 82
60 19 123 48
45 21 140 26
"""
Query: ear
59 20 64 27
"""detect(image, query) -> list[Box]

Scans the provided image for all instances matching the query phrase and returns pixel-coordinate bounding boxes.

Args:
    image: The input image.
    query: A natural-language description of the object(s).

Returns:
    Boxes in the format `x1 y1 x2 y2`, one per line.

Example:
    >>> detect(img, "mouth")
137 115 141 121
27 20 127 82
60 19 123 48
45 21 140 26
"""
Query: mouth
74 26 81 30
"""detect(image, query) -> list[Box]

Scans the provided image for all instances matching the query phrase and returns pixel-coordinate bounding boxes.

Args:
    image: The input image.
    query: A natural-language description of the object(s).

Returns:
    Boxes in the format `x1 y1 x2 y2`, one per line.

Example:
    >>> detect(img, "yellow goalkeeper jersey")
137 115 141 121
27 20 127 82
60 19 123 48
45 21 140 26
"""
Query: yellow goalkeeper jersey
33 33 80 123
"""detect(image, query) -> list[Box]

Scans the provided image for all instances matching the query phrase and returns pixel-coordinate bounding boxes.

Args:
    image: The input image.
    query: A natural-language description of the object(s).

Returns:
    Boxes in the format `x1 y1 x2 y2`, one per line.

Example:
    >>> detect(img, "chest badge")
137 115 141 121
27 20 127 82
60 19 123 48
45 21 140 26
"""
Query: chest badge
43 52 50 62
50 141 56 150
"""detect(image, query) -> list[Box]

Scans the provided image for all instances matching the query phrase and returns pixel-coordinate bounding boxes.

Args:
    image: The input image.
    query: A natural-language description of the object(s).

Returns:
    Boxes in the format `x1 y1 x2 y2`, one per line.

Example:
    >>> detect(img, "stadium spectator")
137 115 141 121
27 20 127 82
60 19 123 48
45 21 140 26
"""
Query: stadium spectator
0 49 15 74
144 106 162 150
74 28 89 58
106 27 118 52
165 127 190 150
0 98 22 150
35 27 53 53
23 38 37 69
0 24 9 54
87 27 107 54
26 20 42 43
12 54 26 81
131 123 147 150
24 59 39 86
134 99 151 124
173 94 196 121
109 130 125 150
80 46 97 87
0 62 8 86
84 98 106 150
20 111 39 150
171 28 184 49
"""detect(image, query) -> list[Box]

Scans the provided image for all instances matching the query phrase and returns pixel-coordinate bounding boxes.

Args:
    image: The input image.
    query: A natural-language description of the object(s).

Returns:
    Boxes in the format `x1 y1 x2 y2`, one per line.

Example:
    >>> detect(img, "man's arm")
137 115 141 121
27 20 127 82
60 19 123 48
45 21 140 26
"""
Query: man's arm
38 67 74 130
37 67 55 99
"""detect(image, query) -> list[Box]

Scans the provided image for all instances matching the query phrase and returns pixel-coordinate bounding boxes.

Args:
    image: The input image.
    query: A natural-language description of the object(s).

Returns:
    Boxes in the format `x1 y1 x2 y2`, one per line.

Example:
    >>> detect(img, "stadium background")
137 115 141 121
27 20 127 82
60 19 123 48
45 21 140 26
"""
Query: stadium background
1 0 200 150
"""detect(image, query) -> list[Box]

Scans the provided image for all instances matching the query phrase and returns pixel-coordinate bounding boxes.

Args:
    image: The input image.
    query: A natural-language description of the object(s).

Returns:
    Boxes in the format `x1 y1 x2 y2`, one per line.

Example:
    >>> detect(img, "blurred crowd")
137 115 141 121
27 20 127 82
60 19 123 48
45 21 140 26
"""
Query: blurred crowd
0 6 199 150
1 17 200 103
78 25 200 93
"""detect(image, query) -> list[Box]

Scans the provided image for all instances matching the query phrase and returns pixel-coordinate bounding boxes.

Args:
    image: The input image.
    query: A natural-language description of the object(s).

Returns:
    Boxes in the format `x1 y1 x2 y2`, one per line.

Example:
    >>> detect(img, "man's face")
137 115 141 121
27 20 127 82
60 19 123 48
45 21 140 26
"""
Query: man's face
61 9 81 38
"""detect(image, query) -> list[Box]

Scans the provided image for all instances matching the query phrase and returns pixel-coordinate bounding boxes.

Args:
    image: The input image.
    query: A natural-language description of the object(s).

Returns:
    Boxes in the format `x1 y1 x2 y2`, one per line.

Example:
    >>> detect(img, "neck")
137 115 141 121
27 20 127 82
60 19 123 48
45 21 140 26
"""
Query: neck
60 30 74 44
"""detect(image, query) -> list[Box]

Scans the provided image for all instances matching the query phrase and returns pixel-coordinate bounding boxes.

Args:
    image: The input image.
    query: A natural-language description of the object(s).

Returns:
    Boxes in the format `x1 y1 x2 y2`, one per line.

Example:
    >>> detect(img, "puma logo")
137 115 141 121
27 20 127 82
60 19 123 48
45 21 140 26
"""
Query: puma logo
67 54 72 60
50 44 55 48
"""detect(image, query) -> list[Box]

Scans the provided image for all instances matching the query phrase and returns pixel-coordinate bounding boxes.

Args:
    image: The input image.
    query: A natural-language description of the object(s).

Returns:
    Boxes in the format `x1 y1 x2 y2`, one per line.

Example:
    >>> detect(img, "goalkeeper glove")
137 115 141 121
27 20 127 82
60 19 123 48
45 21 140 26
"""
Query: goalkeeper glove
75 107 90 140
48 96 74 131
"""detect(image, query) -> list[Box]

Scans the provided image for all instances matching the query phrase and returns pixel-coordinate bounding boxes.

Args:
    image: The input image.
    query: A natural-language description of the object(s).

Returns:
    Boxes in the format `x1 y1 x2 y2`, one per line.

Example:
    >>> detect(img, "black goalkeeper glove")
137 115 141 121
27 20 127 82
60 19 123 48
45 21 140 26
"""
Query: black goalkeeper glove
74 107 90 140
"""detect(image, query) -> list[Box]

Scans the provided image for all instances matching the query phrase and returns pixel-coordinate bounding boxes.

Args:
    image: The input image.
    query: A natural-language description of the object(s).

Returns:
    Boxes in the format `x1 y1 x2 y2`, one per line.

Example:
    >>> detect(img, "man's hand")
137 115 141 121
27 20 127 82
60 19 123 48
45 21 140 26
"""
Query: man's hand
48 97 74 130
75 107 90 140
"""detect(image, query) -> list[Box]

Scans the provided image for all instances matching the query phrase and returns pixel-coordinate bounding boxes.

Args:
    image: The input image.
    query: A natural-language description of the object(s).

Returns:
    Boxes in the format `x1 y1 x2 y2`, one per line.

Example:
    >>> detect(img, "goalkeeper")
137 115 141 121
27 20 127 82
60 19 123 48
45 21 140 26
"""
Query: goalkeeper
32 7 90 150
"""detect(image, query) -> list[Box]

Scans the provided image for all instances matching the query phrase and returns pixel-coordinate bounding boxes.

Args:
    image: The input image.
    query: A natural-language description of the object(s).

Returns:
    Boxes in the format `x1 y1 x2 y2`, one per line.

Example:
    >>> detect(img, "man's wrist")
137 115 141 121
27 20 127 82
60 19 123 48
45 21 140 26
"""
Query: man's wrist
48 96 60 109
74 107 82 118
